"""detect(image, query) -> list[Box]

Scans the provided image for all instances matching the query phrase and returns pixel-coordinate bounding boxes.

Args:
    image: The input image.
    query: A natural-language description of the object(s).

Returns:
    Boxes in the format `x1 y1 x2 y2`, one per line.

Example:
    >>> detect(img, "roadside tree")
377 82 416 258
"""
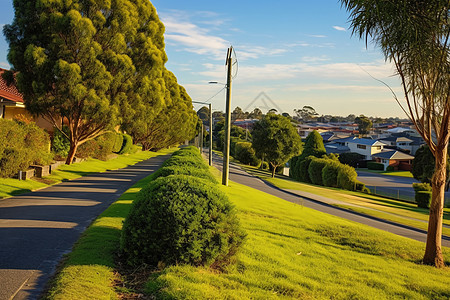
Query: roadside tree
342 0 450 267
252 114 302 178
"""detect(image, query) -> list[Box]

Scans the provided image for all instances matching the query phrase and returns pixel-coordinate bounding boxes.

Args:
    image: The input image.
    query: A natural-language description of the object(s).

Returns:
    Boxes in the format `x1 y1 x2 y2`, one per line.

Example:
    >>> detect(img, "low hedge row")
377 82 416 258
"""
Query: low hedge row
120 146 245 269
413 182 432 208
291 154 367 192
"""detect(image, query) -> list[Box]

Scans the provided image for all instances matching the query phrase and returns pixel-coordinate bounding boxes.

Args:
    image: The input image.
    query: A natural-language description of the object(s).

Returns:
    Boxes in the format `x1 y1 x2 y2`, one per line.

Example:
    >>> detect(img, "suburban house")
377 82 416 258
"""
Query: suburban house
372 150 415 171
0 68 53 131
345 138 386 160
379 134 424 155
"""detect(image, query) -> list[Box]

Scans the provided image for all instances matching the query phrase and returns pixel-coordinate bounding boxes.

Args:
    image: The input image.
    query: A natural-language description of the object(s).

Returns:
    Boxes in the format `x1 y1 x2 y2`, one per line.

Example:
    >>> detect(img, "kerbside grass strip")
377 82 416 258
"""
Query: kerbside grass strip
146 168 450 299
0 147 175 199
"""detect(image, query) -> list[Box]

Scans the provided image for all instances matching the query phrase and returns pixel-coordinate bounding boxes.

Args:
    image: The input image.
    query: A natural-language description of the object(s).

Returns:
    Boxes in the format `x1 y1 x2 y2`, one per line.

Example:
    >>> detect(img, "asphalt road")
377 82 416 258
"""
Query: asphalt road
0 154 169 300
207 151 450 247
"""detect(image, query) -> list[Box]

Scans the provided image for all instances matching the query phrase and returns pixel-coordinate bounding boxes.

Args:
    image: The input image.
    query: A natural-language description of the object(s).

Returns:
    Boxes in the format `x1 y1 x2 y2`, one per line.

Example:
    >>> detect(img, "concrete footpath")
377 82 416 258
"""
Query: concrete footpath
208 152 450 247
0 154 169 300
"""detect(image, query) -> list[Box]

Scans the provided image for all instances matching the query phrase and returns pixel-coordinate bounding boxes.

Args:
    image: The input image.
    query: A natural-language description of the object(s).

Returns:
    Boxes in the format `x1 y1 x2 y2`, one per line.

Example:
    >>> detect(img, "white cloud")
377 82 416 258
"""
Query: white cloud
307 34 327 38
333 26 346 31
301 56 330 62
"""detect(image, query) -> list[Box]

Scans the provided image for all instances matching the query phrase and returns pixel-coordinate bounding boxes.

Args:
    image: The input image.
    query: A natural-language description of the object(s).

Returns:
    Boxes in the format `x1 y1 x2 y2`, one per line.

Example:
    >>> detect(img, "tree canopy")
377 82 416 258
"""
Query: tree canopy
300 130 326 160
4 0 196 163
355 115 372 135
251 114 302 177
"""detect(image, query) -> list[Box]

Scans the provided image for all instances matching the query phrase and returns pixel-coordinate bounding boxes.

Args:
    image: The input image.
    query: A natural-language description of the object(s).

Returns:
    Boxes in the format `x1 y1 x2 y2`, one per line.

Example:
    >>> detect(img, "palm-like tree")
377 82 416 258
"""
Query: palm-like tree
341 0 450 268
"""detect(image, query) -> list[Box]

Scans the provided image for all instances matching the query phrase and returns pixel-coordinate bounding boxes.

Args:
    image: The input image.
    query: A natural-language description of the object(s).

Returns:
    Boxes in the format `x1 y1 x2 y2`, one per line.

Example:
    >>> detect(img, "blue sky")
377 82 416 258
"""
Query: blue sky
0 0 406 117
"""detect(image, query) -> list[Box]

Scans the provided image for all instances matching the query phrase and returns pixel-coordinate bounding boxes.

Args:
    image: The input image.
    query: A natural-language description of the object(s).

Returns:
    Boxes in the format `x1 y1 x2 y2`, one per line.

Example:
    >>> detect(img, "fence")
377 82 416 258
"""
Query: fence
366 185 450 205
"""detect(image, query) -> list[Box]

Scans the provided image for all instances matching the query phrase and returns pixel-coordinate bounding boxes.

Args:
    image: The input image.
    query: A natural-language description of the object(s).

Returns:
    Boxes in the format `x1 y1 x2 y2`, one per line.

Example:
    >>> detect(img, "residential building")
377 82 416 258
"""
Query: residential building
372 150 415 171
345 138 386 160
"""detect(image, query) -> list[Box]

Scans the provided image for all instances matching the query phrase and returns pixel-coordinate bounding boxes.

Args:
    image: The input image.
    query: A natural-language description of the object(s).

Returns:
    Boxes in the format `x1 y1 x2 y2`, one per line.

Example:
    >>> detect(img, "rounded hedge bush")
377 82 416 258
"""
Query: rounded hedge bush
163 155 209 170
337 163 358 191
298 156 314 183
121 175 245 268
152 165 218 184
118 134 133 155
308 158 330 186
322 160 341 187
416 191 432 209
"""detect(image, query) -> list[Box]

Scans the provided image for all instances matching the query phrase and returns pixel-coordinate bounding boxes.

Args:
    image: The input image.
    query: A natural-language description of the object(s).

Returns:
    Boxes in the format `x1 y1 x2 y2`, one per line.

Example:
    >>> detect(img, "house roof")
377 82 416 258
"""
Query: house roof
348 138 386 146
372 150 414 160
0 68 24 103
386 127 414 134
380 136 413 143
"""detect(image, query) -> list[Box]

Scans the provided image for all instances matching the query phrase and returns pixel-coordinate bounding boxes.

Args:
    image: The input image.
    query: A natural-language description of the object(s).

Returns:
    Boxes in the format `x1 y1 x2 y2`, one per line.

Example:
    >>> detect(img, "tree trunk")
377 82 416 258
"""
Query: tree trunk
271 164 276 178
66 142 78 165
423 145 447 267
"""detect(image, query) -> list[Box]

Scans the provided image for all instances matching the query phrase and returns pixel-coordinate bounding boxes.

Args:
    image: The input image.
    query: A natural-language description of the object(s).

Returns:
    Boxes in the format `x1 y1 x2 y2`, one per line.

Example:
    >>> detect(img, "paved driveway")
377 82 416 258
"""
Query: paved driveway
0 154 169 300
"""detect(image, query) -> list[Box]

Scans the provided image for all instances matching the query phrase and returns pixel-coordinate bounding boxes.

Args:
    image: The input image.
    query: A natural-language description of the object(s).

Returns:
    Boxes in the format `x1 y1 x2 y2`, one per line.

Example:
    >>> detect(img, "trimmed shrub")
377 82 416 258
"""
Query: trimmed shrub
112 133 124 153
118 134 133 155
337 163 358 191
412 182 432 192
339 152 365 167
416 191 432 208
235 142 260 166
308 158 330 186
322 160 341 187
120 175 245 268
163 155 209 170
152 165 218 184
368 161 385 171
298 156 314 183
289 156 300 179
386 165 395 172
77 132 118 160
0 119 52 178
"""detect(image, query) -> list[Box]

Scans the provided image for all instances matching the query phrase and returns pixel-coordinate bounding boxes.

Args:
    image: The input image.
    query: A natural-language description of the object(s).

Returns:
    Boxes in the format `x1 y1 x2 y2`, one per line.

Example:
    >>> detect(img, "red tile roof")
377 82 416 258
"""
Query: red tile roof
0 68 24 103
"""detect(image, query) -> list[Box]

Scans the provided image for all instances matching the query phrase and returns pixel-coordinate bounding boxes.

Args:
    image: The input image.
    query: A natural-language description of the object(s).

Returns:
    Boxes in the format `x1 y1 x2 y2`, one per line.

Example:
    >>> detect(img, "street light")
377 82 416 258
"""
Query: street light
192 101 213 166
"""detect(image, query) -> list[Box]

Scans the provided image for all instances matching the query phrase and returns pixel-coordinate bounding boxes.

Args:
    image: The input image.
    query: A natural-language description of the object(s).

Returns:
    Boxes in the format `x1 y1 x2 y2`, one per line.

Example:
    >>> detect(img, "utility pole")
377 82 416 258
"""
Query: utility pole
209 103 213 166
223 46 233 186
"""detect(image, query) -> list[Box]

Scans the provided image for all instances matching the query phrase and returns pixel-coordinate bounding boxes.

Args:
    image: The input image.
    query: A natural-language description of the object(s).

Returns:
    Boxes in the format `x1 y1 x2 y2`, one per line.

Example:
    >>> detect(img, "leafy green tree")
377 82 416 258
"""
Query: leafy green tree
4 0 168 164
412 145 450 188
294 106 319 122
197 106 210 125
299 130 326 161
342 0 450 267
232 106 245 120
248 108 263 120
252 114 302 178
123 71 197 150
355 115 372 135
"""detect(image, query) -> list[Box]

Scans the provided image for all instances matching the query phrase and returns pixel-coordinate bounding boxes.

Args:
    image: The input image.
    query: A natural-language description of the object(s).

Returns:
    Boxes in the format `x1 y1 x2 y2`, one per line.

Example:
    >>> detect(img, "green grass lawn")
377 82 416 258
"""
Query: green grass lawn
357 168 414 178
242 166 450 237
43 160 450 300
146 172 450 299
0 147 175 199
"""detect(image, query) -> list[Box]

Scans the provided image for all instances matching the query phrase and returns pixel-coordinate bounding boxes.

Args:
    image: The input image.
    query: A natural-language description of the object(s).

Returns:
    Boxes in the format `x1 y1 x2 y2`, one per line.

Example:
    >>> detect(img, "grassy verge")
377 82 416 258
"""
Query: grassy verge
43 149 170 299
357 168 414 178
43 159 450 299
243 166 450 237
146 170 449 299
0 147 175 199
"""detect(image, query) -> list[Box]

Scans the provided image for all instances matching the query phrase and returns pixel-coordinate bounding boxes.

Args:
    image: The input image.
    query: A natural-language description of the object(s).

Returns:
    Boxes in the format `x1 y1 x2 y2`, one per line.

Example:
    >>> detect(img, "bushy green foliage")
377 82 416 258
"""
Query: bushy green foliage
368 161 385 170
152 166 218 184
412 182 432 193
163 155 209 170
386 165 395 172
416 191 432 208
261 161 269 170
299 130 326 160
289 156 300 179
337 163 358 191
298 156 314 183
51 126 70 159
322 160 341 187
234 142 259 166
77 132 118 160
118 134 133 155
120 175 245 268
338 152 365 167
0 119 53 177
308 158 330 186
